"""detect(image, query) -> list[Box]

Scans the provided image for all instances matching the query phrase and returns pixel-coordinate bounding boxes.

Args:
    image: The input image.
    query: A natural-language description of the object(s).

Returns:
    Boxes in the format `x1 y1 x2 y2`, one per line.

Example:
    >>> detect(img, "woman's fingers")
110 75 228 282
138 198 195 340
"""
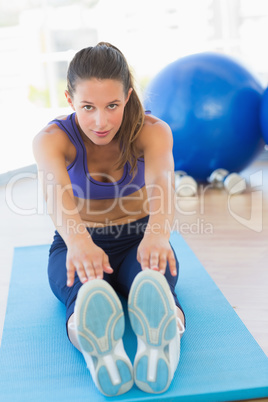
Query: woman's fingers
167 249 177 276
66 251 113 286
103 253 113 274
92 260 104 279
138 244 177 276
76 263 88 283
158 254 167 274
149 252 159 270
149 251 167 274
139 251 150 271
84 262 95 280
90 253 113 279
66 261 75 287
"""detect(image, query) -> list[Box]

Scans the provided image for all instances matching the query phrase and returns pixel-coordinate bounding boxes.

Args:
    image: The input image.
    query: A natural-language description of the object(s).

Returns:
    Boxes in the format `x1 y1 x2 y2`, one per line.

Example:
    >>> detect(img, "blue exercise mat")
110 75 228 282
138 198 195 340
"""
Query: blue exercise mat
1 232 268 401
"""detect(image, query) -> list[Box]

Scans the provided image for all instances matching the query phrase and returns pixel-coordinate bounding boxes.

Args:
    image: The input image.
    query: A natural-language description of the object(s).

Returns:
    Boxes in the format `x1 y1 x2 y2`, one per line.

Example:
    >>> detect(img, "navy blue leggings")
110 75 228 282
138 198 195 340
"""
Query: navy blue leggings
48 216 184 330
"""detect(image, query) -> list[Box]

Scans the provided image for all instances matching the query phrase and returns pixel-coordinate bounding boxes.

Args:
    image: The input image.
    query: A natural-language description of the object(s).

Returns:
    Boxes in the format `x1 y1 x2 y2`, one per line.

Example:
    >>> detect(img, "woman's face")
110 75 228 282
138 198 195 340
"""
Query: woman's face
65 78 132 146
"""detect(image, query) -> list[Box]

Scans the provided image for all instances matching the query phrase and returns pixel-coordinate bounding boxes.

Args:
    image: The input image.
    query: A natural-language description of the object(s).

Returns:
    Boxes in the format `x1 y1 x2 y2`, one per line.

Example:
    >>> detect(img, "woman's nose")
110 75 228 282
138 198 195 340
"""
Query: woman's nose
95 110 107 128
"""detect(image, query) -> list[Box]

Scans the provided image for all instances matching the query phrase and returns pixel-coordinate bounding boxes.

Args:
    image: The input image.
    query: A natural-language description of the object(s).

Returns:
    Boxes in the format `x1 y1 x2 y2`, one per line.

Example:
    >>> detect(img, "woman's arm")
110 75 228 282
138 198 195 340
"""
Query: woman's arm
136 119 177 276
32 127 113 285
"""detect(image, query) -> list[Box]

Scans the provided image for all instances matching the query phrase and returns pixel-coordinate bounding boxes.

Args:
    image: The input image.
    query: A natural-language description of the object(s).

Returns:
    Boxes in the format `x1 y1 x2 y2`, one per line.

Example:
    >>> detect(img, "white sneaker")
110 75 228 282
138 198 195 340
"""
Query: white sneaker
74 280 133 396
128 270 185 394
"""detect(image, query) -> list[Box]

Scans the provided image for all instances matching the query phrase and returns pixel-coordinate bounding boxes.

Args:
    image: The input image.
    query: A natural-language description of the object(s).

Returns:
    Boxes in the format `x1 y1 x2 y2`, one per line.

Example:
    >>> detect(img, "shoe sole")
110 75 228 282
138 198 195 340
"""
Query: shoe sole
74 280 133 396
128 270 178 393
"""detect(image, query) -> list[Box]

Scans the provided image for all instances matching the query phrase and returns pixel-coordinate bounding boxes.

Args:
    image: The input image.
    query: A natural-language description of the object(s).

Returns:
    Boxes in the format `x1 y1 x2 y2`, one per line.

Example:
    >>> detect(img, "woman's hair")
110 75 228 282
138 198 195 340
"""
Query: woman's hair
67 42 145 176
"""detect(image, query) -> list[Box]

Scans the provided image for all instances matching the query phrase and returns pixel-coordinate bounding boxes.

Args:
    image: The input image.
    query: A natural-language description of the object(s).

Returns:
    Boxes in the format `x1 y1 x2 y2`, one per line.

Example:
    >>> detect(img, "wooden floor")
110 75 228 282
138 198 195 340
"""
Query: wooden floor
174 161 268 359
0 160 267 402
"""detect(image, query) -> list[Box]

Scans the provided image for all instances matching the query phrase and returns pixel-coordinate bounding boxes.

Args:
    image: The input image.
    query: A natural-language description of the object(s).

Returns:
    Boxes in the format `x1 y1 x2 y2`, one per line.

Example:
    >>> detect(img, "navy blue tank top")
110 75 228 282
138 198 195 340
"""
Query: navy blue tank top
49 113 145 200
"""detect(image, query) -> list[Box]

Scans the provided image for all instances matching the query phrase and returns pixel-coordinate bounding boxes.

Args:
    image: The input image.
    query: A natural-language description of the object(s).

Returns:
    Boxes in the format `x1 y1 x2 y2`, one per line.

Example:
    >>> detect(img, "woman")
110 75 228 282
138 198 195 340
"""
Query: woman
33 42 185 397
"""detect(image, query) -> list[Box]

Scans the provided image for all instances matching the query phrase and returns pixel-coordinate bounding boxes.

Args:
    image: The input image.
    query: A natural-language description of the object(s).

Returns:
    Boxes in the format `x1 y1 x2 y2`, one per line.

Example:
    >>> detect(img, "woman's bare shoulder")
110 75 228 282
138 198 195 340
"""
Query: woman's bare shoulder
135 114 172 152
34 114 70 141
32 115 74 159
143 114 171 130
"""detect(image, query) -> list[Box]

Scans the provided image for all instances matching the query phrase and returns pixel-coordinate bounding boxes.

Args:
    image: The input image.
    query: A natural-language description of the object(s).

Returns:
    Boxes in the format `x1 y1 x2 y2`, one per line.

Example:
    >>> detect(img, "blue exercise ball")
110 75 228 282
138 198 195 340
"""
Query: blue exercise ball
260 86 268 144
144 53 264 181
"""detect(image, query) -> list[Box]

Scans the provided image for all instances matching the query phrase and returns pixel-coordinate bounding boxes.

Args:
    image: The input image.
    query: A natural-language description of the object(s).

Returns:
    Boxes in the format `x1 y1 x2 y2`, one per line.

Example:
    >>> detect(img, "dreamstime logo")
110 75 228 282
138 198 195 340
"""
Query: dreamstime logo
227 170 263 232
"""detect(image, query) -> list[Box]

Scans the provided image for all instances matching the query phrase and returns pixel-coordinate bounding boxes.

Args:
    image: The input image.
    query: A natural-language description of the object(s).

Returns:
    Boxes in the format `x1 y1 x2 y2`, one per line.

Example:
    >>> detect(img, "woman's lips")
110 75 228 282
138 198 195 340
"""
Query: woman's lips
93 130 111 137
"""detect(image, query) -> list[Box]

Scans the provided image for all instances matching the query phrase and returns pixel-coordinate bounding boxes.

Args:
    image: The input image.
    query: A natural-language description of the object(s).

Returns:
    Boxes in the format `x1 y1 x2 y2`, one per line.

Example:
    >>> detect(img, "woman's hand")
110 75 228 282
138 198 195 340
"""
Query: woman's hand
137 234 177 276
66 234 113 287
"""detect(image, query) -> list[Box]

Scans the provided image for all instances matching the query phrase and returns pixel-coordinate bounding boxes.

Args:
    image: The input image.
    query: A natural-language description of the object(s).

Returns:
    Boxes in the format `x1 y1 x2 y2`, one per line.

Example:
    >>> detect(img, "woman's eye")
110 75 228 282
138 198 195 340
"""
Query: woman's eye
84 105 93 111
108 104 118 110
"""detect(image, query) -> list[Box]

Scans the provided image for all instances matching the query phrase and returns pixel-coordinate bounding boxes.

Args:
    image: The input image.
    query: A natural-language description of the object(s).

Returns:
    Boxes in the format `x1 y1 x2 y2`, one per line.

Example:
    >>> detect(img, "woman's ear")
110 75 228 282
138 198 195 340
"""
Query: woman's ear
125 87 133 105
65 90 75 110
